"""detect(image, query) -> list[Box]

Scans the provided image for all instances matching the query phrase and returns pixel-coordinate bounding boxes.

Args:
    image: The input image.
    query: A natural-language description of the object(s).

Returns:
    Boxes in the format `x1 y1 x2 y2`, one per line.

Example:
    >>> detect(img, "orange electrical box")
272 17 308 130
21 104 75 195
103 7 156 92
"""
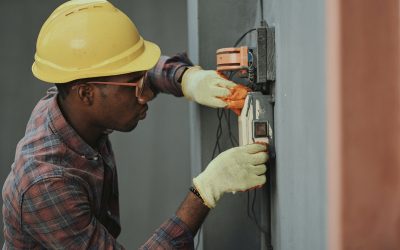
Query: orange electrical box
216 46 249 71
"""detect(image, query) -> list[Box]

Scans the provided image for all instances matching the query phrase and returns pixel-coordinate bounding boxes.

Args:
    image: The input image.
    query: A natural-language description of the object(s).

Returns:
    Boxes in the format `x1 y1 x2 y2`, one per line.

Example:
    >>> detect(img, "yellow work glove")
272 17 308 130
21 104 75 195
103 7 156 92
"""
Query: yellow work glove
181 66 236 108
193 143 268 208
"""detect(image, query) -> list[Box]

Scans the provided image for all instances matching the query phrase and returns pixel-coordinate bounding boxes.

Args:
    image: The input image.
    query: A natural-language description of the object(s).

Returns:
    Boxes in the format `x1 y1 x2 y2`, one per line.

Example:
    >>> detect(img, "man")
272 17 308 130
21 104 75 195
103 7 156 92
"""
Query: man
2 0 268 249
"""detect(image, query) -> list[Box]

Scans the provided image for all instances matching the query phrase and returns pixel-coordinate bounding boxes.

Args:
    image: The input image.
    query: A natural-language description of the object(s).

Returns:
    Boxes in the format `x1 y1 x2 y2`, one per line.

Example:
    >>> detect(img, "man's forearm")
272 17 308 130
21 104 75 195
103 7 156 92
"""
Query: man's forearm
176 192 210 235
140 192 209 249
146 53 194 97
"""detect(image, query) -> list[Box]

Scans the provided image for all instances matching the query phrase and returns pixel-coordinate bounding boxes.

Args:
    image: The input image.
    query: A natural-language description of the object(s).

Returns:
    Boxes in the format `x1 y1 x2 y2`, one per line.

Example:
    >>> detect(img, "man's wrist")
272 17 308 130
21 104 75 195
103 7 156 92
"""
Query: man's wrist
177 66 190 83
176 191 210 235
189 186 204 203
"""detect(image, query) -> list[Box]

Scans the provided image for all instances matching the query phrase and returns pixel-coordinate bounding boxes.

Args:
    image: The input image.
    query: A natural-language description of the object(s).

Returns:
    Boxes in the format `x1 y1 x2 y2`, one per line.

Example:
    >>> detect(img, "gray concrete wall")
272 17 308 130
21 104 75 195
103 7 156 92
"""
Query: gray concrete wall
0 0 189 248
195 0 327 249
264 1 327 249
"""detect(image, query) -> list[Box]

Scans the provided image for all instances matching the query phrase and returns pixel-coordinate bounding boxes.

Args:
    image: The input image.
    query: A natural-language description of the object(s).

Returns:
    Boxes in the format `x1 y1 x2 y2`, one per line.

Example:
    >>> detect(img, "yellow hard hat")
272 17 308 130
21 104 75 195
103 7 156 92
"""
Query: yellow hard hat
32 0 161 83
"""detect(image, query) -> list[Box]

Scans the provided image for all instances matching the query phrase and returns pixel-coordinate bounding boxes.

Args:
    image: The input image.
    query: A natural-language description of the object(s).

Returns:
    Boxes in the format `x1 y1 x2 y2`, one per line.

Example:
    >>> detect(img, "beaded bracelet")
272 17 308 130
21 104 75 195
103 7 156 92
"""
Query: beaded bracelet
189 186 204 203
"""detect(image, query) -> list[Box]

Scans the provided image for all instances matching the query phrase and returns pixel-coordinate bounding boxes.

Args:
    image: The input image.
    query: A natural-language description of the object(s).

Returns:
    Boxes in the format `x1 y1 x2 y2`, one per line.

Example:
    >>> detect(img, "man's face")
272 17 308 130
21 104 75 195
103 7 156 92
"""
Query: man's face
90 71 154 132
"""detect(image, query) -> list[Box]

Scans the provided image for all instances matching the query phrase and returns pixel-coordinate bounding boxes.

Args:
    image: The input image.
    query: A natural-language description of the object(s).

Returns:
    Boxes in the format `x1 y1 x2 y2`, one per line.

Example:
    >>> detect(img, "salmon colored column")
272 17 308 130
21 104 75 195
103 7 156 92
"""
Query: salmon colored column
327 0 400 249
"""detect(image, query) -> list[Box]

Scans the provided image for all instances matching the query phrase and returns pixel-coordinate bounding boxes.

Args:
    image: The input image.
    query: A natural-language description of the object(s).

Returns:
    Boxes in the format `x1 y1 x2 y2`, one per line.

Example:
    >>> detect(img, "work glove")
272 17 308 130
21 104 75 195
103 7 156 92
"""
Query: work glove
193 143 268 208
181 66 237 108
219 84 251 115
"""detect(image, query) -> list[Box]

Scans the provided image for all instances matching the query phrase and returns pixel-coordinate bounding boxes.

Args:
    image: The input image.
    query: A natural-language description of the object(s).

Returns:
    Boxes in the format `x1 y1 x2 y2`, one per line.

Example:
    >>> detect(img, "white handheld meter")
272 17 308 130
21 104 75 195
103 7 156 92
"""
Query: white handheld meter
238 92 273 146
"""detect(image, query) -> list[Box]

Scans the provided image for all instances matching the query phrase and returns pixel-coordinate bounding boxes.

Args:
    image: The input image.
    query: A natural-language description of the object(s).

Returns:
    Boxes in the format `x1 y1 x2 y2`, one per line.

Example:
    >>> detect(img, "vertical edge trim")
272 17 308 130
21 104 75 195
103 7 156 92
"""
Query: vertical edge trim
326 0 342 249
187 1 203 249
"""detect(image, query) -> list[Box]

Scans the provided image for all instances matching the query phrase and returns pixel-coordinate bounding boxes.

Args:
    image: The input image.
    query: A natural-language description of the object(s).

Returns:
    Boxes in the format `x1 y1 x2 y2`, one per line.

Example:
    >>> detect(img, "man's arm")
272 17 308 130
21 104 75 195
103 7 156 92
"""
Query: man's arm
176 192 209 234
146 53 193 97
140 192 209 249
141 143 268 249
146 53 248 111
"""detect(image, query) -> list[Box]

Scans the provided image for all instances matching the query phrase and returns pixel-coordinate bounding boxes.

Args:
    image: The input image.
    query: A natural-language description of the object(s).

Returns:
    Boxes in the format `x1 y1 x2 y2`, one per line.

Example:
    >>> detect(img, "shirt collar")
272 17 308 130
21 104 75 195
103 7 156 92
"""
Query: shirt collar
46 87 107 158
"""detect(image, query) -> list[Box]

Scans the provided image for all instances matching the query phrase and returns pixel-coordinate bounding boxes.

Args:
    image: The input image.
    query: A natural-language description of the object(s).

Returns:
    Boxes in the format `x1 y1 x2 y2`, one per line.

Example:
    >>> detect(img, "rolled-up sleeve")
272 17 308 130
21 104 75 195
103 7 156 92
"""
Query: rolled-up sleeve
146 53 194 97
21 177 124 249
140 216 194 250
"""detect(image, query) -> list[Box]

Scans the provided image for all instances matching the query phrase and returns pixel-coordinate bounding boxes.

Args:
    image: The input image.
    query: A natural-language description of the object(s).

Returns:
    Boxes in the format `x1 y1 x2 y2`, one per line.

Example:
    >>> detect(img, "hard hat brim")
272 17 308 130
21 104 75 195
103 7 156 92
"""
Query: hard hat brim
32 40 161 83
110 40 161 78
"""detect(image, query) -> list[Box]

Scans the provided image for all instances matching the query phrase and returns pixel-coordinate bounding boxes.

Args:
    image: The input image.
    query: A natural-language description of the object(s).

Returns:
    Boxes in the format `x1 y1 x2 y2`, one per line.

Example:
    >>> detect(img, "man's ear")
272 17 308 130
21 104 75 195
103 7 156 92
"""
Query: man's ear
76 84 94 106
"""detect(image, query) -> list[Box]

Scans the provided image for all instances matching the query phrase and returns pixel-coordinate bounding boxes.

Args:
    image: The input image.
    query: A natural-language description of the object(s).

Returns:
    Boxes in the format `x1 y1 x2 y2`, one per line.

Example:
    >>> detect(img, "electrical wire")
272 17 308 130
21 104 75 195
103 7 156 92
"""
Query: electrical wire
233 0 267 48
246 189 268 234
225 71 239 147
195 226 202 249
233 29 256 47
211 70 240 160
252 190 268 234
259 0 268 28
211 108 225 159
225 110 239 147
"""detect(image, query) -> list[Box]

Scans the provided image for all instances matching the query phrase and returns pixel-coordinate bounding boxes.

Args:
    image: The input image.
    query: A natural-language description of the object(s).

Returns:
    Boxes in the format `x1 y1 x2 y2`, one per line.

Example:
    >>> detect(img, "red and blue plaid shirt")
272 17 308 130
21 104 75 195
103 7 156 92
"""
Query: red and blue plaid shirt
2 54 194 249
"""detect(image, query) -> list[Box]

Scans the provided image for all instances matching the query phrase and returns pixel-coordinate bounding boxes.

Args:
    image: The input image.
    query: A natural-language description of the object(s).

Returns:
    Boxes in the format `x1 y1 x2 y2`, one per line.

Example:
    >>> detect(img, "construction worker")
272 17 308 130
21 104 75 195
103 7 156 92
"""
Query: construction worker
2 0 268 249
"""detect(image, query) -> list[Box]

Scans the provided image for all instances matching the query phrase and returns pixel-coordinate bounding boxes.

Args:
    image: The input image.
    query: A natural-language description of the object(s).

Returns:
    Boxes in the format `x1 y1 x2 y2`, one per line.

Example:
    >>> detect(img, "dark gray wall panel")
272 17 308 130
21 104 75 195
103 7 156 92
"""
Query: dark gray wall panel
197 0 262 249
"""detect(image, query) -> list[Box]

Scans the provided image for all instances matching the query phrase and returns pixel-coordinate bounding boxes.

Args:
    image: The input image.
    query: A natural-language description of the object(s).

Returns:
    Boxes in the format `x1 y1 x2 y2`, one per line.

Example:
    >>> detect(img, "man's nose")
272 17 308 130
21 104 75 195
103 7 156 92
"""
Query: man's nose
137 86 155 104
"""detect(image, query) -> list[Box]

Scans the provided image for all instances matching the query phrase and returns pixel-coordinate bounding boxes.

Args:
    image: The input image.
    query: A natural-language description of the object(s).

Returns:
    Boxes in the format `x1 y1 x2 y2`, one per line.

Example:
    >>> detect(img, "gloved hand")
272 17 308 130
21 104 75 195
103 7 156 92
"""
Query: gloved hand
193 143 268 208
220 84 251 115
181 66 236 108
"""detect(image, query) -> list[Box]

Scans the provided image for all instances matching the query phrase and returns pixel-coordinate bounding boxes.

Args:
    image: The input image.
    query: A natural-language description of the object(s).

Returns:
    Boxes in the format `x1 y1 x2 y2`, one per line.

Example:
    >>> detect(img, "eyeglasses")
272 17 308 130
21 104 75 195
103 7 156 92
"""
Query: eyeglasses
87 74 146 98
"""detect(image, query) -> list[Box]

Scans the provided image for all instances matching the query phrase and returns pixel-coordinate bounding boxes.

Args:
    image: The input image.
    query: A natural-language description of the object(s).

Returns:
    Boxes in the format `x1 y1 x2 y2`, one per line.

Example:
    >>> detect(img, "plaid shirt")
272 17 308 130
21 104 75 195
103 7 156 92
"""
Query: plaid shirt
2 54 194 249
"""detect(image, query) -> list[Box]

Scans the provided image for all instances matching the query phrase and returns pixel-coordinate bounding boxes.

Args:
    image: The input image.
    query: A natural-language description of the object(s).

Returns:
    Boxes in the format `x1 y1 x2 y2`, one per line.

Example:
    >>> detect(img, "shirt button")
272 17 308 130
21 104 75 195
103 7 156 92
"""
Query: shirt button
107 210 112 216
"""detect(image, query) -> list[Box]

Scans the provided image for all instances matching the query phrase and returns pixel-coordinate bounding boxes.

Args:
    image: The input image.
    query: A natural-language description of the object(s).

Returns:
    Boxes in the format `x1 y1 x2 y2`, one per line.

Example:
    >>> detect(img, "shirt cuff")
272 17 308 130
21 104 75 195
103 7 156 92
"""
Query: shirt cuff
140 215 194 250
146 53 194 97
164 215 194 248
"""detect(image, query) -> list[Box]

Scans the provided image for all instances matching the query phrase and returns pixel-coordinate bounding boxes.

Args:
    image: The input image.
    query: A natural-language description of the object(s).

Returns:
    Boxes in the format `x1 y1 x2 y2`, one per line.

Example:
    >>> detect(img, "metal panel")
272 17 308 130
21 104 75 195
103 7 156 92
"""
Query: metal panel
196 1 261 249
187 0 204 249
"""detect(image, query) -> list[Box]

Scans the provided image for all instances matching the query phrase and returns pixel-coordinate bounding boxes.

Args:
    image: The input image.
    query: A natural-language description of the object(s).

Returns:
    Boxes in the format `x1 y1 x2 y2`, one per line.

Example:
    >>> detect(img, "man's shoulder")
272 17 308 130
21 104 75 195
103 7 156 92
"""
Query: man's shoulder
2 88 67 207
16 87 64 166
10 139 67 195
10 107 68 200
15 117 66 183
